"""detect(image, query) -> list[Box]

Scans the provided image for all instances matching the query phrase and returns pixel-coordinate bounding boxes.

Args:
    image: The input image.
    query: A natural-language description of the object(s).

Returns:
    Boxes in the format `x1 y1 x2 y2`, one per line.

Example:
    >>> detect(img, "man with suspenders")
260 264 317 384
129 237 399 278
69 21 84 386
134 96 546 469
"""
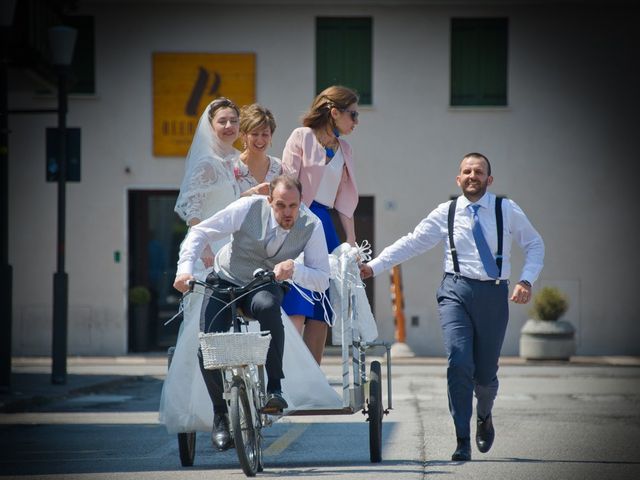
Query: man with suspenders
360 153 544 461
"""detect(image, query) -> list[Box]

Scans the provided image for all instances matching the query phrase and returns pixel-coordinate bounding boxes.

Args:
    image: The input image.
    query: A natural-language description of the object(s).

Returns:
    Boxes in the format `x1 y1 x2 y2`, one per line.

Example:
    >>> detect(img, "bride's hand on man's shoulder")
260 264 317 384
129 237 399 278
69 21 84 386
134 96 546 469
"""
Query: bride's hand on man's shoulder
254 183 270 195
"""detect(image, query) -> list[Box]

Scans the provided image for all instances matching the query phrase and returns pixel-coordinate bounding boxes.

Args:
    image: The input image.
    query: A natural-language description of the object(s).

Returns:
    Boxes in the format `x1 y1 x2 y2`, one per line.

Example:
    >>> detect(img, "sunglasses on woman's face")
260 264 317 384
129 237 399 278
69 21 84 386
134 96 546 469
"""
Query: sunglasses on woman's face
341 109 359 121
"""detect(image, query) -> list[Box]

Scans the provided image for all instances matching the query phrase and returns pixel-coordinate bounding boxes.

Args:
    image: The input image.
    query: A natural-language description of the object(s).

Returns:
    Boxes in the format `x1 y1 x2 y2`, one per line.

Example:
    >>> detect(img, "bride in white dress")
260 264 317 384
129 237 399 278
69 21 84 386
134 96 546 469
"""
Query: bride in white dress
159 100 340 434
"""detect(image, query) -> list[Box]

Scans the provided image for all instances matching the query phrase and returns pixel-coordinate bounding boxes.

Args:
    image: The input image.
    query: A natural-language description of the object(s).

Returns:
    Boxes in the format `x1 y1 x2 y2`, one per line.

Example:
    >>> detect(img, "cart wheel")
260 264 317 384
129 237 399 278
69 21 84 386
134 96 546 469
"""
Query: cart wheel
368 360 383 463
231 380 260 476
178 432 196 466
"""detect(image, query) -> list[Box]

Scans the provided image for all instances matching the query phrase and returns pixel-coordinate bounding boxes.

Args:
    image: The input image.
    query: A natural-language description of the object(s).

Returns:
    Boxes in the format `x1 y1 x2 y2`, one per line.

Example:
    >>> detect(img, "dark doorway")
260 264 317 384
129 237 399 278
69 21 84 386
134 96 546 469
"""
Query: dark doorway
128 190 186 351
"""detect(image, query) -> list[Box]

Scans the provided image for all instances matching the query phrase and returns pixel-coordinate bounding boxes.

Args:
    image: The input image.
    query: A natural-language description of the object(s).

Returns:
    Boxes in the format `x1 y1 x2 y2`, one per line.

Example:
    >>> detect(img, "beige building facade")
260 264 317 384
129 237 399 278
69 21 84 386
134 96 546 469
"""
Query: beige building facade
7 0 638 356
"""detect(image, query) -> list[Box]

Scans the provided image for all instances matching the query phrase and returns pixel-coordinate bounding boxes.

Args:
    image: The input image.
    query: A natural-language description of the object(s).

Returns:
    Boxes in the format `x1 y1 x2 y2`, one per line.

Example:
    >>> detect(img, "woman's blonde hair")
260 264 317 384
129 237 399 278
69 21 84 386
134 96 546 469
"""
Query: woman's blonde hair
301 85 359 130
239 103 276 135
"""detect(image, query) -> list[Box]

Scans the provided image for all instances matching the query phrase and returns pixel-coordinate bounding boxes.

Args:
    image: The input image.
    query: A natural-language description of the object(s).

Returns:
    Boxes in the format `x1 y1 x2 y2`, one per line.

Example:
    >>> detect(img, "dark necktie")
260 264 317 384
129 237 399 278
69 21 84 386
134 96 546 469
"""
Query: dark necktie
470 204 499 279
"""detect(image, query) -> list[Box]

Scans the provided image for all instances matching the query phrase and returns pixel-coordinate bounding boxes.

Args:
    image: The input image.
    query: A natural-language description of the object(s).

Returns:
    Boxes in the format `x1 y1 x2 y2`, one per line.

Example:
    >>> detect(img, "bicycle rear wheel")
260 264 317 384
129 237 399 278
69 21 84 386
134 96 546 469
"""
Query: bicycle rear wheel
230 379 259 476
368 360 383 463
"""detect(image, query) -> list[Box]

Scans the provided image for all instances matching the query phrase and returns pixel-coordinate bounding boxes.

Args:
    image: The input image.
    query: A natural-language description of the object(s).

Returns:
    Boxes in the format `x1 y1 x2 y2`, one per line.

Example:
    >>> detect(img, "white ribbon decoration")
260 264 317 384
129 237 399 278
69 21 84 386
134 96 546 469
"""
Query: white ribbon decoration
355 239 372 263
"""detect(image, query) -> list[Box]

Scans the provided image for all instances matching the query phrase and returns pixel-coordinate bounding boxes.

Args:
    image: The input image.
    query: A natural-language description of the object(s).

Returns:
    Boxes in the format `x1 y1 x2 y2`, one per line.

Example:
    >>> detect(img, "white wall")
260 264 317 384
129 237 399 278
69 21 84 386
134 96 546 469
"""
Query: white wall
8 1 638 356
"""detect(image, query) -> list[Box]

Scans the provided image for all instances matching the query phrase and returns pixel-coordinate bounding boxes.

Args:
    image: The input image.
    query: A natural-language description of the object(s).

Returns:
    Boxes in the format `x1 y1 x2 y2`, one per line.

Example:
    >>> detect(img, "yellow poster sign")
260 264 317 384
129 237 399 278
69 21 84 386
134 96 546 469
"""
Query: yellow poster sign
153 52 255 157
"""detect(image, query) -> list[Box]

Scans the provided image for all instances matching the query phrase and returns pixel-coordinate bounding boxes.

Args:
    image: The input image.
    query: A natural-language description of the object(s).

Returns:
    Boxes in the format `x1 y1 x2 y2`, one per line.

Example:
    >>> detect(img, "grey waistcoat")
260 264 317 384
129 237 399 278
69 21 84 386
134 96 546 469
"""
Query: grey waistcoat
214 199 316 285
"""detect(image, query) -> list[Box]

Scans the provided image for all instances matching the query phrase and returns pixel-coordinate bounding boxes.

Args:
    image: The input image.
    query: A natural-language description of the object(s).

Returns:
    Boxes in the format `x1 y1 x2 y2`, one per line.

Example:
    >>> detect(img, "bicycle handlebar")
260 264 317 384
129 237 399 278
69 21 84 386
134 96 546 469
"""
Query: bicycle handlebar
187 269 284 297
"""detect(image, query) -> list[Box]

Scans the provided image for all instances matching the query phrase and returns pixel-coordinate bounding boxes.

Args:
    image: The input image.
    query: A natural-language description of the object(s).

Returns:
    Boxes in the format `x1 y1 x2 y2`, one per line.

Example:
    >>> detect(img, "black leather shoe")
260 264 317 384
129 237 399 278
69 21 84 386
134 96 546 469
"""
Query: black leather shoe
451 437 471 461
476 414 495 453
212 413 232 451
263 390 288 412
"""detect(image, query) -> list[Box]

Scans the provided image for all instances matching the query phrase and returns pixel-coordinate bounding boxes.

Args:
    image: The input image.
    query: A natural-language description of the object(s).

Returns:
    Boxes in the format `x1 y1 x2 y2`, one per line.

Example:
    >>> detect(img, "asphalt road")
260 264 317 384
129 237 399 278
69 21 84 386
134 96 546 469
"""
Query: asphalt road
1 360 639 479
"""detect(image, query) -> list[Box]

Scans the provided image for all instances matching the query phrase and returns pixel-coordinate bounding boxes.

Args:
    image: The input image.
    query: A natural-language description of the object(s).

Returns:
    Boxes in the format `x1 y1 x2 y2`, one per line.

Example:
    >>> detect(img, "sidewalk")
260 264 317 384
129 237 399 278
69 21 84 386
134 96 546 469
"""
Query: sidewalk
2 353 639 413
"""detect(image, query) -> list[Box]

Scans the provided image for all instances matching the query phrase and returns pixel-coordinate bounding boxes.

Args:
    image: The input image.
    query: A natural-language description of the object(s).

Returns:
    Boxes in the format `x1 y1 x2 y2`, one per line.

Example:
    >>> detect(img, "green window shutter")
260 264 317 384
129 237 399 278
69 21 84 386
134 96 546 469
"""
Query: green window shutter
451 18 508 106
316 17 372 105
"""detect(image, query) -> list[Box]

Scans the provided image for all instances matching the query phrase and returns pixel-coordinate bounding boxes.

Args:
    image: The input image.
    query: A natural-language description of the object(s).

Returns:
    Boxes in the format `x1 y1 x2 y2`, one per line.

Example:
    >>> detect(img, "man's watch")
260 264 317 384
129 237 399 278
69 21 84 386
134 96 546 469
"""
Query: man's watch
519 280 532 288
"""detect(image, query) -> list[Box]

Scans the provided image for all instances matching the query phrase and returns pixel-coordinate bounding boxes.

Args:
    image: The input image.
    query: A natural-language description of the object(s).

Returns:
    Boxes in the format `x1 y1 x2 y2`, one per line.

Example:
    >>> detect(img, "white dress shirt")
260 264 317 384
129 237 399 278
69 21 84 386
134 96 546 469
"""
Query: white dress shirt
314 148 344 208
177 195 330 292
368 192 545 283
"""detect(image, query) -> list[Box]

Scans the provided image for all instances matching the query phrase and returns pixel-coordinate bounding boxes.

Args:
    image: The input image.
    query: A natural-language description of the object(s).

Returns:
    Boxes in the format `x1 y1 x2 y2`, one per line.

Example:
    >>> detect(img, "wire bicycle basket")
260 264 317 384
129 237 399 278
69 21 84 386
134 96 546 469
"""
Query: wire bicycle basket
199 331 272 369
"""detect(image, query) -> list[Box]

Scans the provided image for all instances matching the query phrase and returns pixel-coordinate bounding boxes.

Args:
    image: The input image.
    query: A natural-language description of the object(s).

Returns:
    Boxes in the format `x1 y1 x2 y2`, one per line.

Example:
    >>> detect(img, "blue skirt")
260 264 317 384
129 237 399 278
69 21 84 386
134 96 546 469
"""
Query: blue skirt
282 201 340 321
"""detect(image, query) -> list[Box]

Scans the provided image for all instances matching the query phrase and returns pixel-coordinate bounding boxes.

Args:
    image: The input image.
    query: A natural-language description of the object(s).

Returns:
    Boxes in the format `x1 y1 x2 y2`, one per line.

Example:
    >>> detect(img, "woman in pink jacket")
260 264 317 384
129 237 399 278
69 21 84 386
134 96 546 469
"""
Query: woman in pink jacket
281 85 360 364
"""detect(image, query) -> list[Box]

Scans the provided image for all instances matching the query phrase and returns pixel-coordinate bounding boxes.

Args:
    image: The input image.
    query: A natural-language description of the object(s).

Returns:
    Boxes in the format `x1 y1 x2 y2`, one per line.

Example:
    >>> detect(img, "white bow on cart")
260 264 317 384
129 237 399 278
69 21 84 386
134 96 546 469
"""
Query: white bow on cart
329 241 378 346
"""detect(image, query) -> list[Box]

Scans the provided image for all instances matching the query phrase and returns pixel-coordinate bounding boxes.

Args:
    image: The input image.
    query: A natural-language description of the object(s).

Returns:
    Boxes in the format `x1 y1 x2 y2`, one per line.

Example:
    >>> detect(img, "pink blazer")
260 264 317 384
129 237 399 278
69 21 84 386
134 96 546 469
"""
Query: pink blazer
281 127 359 218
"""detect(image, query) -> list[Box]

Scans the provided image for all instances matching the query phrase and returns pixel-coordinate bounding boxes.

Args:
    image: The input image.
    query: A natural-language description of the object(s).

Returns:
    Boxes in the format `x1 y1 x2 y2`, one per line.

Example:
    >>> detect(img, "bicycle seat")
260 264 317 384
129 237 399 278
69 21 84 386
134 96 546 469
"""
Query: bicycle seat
206 271 222 286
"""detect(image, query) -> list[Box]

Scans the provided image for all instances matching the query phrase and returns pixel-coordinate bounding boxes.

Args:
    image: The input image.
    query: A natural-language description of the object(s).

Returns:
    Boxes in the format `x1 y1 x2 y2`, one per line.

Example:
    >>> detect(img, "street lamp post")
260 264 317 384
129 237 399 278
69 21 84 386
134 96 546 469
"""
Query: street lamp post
49 25 77 385
0 0 17 394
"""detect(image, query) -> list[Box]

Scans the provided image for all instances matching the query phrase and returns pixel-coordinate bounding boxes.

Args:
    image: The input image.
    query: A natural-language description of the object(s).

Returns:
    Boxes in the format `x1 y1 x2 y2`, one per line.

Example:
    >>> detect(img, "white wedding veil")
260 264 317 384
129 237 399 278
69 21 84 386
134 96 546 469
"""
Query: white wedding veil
174 98 241 223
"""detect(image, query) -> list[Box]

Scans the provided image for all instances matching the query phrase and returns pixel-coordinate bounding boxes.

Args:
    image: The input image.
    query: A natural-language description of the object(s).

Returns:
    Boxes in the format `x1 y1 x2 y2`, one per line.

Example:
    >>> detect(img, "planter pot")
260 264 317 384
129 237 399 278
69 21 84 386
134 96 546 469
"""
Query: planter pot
519 319 576 360
131 304 150 352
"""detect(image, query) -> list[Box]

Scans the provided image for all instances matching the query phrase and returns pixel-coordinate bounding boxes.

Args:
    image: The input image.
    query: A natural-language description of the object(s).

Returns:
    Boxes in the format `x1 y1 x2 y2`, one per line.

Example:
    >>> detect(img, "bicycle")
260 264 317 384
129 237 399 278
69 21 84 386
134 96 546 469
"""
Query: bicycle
167 252 393 473
190 269 286 477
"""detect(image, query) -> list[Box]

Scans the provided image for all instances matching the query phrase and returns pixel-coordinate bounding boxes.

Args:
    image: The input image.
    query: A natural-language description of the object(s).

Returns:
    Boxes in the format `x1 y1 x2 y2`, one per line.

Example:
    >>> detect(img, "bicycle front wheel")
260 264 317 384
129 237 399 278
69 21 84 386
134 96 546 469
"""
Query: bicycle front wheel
230 380 260 476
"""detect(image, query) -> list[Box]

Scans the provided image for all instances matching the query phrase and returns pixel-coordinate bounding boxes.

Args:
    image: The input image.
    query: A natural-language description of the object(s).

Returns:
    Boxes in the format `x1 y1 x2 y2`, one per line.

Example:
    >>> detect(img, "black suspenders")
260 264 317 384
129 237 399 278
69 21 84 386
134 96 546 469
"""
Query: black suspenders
448 196 504 277
495 196 504 276
448 199 461 274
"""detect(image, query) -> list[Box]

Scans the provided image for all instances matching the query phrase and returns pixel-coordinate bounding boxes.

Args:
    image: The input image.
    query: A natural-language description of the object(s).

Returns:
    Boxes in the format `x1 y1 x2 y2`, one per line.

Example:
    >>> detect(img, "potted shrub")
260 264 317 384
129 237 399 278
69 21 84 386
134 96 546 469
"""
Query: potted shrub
129 285 151 352
129 285 151 305
519 286 575 360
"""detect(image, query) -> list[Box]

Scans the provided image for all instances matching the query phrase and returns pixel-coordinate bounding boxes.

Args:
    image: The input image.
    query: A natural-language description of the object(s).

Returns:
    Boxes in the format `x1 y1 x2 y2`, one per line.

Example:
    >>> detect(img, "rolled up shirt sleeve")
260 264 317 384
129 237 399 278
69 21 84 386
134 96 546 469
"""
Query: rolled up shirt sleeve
292 219 331 291
176 197 255 275
368 205 445 277
509 200 545 284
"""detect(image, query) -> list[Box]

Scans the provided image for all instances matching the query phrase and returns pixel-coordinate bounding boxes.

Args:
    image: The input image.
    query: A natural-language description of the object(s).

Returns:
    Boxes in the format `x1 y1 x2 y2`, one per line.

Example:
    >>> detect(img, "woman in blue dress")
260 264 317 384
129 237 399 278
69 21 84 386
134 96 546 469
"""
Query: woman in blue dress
281 85 361 364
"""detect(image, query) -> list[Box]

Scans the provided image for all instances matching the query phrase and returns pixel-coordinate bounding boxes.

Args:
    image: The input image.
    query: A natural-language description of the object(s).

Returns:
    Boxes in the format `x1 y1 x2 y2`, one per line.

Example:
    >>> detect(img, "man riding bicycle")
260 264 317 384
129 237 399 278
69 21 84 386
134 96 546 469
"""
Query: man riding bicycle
173 174 330 451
